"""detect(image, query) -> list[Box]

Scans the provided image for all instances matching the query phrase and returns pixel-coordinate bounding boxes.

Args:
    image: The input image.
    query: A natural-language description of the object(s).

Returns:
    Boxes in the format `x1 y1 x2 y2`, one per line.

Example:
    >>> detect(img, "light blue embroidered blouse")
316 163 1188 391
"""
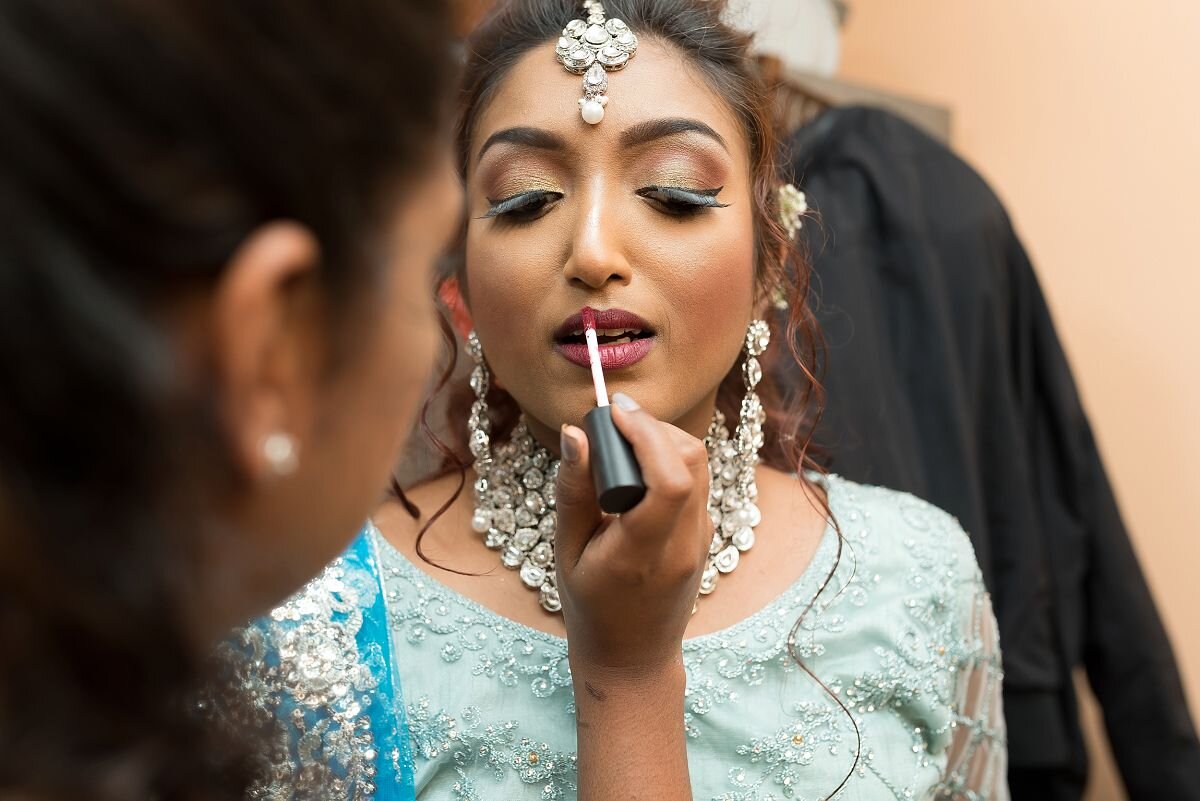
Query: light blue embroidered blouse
375 475 1008 801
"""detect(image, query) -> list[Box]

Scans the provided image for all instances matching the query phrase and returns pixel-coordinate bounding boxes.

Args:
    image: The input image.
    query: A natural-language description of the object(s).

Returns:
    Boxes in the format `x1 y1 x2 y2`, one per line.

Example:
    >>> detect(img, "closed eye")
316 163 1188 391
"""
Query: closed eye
636 185 728 217
480 190 564 224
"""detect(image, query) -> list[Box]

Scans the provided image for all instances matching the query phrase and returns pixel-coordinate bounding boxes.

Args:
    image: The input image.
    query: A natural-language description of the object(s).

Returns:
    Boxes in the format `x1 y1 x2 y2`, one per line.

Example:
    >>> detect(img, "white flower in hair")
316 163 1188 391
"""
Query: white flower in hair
771 183 809 310
777 183 808 240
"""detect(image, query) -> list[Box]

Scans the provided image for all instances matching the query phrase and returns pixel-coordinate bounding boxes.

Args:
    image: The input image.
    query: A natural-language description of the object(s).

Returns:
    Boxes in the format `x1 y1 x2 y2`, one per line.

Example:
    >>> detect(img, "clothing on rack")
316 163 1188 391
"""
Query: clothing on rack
779 105 1200 800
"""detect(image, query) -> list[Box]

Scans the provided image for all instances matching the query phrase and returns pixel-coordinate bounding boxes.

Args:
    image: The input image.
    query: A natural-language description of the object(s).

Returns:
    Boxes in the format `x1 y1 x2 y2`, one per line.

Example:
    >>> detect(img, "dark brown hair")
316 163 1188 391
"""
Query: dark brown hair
0 2 452 799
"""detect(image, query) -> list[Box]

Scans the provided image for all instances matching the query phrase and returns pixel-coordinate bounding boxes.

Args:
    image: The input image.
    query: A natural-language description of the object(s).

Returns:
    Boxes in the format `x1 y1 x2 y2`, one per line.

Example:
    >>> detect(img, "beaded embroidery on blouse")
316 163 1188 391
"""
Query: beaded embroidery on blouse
377 476 1007 801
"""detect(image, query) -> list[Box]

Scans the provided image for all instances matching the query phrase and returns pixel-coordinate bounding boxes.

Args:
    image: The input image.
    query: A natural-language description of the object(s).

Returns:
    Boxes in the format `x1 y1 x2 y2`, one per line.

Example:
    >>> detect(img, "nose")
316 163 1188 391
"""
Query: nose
562 178 632 290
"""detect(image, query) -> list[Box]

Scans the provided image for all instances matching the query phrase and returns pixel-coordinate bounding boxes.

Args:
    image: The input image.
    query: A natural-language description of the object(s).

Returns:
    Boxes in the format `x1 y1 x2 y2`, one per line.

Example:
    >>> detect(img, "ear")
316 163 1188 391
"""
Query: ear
438 275 507 390
210 221 323 482
438 276 475 340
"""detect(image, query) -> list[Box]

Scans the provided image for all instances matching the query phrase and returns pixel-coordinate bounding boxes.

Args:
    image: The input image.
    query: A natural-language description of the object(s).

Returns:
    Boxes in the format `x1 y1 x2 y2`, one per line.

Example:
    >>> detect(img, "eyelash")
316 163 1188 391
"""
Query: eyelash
636 185 728 216
481 190 564 223
481 185 727 224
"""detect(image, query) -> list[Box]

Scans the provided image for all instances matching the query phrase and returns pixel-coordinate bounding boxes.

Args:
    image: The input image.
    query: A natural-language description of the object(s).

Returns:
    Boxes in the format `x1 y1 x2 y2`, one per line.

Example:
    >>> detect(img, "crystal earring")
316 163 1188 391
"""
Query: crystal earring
739 320 770 455
466 330 492 468
261 432 299 477
698 319 770 595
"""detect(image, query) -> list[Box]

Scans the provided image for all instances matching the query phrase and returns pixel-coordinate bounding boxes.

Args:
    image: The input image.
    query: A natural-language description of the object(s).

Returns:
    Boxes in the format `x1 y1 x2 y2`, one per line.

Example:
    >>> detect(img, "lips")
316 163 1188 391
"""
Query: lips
554 307 657 370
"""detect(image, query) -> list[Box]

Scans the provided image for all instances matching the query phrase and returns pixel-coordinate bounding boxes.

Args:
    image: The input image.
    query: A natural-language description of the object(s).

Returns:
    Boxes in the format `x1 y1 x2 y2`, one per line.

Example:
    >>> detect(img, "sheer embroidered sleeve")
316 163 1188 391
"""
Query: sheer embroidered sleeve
935 574 1008 801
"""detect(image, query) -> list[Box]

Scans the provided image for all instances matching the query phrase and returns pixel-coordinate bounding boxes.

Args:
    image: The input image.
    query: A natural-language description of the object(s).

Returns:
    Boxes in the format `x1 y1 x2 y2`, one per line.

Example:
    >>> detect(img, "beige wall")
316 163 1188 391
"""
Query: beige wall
835 2 1200 798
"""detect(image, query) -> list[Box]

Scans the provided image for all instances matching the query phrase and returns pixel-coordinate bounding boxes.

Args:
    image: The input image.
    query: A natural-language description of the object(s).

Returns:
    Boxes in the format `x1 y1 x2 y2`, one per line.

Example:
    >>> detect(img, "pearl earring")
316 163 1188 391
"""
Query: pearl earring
262 432 300 477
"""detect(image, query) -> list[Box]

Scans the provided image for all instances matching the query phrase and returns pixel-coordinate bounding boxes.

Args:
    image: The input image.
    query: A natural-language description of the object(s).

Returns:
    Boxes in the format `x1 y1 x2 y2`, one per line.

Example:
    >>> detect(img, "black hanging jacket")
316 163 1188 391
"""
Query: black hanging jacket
779 106 1199 800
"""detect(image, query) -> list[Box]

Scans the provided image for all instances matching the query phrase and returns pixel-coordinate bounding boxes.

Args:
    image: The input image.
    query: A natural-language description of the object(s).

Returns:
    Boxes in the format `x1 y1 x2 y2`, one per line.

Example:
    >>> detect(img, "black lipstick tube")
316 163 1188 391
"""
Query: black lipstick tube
583 405 646 513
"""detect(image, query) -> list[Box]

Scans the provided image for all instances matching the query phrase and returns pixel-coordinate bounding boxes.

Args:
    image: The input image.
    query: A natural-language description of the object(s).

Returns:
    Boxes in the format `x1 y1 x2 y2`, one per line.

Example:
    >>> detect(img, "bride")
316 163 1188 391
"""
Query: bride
227 1 1008 799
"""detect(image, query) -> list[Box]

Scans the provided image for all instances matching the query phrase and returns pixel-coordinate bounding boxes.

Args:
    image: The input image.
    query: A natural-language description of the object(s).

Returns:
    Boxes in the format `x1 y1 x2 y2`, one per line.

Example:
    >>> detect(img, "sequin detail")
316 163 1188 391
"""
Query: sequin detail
205 558 388 800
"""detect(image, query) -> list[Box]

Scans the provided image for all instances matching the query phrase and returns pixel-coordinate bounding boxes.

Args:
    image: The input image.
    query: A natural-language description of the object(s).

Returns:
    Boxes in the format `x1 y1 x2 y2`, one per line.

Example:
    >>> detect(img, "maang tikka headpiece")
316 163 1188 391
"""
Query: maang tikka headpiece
555 0 639 125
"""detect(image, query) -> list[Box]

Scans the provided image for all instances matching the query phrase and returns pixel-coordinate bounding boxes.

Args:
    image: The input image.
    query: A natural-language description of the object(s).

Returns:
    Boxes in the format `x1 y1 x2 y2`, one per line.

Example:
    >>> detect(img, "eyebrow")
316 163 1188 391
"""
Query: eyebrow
477 126 568 162
476 117 729 163
619 117 728 152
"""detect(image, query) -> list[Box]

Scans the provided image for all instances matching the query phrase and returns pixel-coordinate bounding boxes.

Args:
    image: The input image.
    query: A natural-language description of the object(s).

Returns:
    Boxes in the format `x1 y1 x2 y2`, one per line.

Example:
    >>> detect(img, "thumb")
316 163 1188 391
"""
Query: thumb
554 423 602 570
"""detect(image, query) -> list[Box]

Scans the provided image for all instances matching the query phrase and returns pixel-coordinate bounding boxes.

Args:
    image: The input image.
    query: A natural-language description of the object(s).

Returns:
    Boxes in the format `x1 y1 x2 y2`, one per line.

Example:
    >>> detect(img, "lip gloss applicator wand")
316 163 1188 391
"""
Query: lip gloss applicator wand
581 307 646 513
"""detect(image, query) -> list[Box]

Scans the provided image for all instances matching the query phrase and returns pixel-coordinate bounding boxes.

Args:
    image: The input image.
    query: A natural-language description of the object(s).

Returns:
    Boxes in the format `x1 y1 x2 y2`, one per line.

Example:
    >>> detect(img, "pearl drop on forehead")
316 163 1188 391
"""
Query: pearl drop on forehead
554 1 638 125
580 98 605 124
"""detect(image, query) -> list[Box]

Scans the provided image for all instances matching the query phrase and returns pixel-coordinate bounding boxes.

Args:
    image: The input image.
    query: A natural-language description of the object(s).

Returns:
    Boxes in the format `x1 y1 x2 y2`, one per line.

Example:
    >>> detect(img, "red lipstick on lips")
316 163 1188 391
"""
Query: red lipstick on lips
554 307 656 370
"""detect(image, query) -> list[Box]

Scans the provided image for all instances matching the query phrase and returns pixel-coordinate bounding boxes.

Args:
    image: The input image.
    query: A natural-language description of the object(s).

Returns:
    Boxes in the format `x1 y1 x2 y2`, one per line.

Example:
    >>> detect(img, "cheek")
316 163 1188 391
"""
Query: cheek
463 227 558 369
660 211 757 340
647 209 756 416
465 221 558 304
358 160 459 434
293 273 435 568
464 242 523 321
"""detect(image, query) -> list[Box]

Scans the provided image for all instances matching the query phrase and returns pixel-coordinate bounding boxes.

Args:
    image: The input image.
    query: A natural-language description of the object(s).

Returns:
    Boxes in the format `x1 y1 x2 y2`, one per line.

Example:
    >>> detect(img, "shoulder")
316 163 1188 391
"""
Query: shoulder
374 469 481 567
273 528 382 622
220 526 382 665
824 474 983 588
822 476 998 693
375 471 468 537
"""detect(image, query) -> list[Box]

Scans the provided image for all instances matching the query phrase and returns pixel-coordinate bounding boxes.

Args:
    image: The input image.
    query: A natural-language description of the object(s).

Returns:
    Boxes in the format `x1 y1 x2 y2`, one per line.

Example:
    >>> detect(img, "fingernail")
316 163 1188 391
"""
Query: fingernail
560 425 581 463
612 392 640 412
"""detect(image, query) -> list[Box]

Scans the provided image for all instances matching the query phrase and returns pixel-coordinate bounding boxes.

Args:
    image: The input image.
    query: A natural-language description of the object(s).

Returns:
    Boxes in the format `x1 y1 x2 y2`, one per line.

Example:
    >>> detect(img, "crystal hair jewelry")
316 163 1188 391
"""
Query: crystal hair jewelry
555 0 639 125
700 318 769 595
466 320 770 613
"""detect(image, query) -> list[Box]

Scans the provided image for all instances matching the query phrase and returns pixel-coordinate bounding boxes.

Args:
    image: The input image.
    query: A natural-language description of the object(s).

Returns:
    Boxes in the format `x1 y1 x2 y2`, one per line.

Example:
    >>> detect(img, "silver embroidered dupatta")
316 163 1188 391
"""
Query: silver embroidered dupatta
206 528 414 800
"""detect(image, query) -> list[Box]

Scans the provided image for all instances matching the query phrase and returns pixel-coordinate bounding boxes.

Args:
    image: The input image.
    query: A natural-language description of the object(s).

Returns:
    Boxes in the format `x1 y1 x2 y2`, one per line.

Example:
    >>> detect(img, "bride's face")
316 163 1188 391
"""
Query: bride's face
464 38 756 441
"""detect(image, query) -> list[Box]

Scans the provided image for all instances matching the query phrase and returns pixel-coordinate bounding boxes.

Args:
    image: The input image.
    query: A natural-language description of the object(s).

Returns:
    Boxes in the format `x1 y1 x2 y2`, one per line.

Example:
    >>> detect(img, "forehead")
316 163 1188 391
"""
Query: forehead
469 37 748 168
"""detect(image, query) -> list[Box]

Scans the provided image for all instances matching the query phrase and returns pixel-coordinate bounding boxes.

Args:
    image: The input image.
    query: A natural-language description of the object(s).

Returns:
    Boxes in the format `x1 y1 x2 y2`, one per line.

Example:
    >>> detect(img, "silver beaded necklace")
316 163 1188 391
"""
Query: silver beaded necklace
467 320 770 614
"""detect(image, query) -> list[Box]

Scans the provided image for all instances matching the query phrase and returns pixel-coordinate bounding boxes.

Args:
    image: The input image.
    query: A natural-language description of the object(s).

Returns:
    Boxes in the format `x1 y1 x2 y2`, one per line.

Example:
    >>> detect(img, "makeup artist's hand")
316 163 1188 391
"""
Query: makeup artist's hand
556 392 705 801
555 391 710 673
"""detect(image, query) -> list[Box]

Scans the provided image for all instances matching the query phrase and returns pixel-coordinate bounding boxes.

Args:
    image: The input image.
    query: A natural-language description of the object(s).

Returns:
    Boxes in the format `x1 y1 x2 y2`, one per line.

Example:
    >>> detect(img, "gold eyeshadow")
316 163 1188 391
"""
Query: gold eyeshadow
474 141 731 201
477 165 563 203
641 171 716 192
638 148 729 191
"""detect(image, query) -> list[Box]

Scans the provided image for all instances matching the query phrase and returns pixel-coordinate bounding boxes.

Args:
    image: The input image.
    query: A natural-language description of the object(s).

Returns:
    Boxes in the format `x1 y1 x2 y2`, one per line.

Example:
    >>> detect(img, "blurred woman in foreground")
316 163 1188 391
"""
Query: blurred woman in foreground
0 2 458 798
